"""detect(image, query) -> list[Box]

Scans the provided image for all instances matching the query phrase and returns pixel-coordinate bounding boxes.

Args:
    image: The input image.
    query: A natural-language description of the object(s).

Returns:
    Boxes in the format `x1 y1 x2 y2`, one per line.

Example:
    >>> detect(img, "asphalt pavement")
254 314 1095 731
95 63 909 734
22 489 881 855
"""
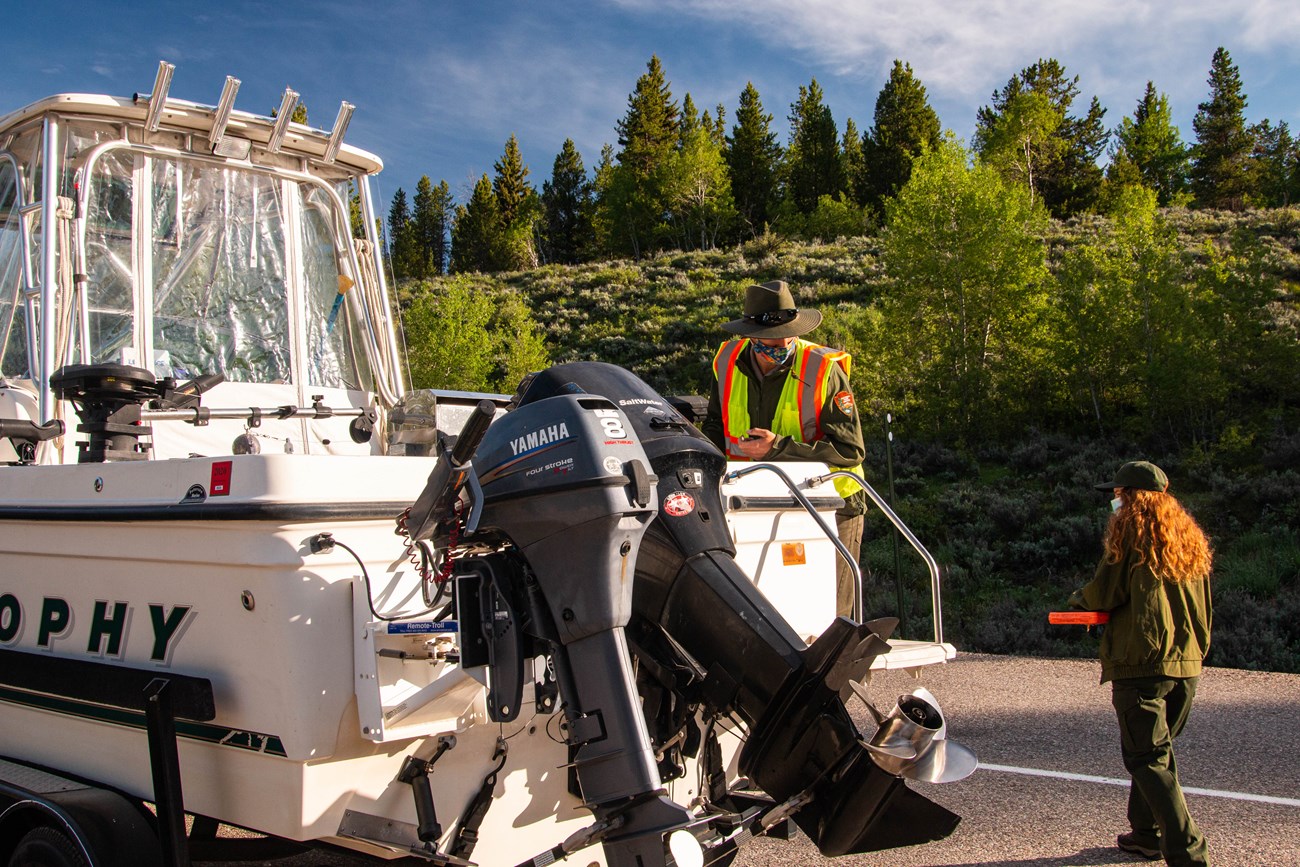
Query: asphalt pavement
735 653 1300 867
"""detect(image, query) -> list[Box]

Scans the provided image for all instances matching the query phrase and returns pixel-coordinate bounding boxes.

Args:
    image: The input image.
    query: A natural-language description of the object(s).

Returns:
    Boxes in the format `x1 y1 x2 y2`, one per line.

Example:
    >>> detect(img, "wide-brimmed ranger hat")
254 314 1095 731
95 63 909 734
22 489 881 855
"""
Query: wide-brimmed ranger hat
1093 461 1169 492
722 280 822 339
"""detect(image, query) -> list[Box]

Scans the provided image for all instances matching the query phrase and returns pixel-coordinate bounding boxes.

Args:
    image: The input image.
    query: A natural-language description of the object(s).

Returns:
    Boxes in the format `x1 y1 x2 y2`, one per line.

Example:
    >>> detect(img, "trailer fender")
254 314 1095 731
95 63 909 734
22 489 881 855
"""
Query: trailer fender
0 768 163 867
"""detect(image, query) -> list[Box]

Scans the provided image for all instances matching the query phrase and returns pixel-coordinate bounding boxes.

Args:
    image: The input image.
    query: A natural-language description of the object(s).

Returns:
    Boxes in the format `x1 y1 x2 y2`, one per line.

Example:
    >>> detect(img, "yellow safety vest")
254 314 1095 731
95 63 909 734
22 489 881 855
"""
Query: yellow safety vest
712 338 863 499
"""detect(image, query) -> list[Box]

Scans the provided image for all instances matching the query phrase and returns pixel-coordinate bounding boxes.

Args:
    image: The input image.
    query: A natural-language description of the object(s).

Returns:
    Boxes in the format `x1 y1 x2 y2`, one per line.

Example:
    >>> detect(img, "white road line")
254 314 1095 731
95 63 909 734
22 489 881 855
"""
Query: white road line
980 763 1300 808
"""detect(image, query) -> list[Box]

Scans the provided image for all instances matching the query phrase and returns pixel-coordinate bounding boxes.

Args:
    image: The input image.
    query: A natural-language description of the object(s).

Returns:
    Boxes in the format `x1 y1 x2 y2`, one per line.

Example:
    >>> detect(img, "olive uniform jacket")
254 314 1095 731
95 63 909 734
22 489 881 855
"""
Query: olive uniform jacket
701 342 867 517
1070 552 1212 684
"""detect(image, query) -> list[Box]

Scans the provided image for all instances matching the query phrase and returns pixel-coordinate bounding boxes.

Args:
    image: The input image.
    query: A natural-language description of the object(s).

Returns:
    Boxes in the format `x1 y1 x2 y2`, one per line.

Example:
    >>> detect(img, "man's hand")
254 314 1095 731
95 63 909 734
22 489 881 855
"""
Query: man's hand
736 427 776 459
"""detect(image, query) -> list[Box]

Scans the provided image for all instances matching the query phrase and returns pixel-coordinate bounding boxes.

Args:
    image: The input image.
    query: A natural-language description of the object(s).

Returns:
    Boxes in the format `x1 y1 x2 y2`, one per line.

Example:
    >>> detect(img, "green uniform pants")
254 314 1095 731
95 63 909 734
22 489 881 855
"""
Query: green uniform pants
834 512 864 618
1111 676 1208 866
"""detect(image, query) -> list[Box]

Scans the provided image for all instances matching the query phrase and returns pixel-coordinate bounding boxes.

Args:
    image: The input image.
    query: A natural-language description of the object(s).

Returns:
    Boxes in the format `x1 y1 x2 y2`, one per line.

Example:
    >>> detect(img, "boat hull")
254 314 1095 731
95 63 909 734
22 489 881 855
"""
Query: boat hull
0 454 620 861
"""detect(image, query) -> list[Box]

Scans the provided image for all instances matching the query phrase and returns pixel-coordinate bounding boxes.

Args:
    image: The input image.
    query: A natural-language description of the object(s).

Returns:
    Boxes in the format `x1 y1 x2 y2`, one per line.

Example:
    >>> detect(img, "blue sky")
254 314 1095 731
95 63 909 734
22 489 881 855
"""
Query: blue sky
6 0 1299 211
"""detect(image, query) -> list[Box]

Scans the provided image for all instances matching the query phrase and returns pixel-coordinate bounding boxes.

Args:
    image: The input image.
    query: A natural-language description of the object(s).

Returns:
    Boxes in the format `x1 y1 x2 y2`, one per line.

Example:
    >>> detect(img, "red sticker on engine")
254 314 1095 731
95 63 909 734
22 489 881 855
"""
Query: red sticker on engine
834 391 854 414
663 491 695 517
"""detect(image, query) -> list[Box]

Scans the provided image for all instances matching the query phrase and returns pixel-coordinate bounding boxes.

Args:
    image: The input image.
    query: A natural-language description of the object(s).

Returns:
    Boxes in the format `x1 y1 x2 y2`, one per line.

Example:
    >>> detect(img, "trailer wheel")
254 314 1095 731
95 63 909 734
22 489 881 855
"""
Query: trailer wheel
7 826 89 867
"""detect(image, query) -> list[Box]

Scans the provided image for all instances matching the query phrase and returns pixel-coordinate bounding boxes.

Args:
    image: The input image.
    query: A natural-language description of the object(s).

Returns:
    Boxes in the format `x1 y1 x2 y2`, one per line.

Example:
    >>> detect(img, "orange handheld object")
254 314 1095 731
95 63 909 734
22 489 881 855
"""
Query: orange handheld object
1048 611 1110 625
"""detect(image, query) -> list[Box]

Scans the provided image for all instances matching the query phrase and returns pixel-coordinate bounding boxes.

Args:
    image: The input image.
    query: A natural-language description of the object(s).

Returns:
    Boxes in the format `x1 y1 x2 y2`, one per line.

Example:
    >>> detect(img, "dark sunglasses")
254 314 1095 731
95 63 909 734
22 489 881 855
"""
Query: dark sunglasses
746 308 797 326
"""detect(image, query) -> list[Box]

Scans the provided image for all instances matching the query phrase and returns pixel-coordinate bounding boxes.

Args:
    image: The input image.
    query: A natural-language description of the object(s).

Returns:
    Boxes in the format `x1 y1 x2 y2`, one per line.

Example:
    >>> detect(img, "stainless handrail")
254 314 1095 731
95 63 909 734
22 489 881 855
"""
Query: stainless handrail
724 463 865 622
807 469 944 646
723 463 945 644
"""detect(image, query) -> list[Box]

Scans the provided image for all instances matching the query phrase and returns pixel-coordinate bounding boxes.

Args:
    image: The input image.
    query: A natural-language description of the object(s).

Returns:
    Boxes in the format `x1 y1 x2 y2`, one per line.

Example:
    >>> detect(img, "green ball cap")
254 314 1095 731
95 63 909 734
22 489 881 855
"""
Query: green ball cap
1093 460 1169 492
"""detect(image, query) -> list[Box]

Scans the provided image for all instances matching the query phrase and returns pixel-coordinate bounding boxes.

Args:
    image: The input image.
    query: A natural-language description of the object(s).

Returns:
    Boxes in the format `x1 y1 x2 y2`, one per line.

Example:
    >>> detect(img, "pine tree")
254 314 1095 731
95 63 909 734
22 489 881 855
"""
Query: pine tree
784 78 843 213
605 55 680 256
588 143 618 257
707 103 727 149
1056 95 1109 214
841 118 867 207
386 187 417 281
975 58 1107 216
408 178 433 280
493 134 532 227
1249 119 1297 207
679 93 702 141
724 82 782 236
450 174 503 273
412 177 453 276
862 60 942 211
541 139 591 264
491 135 542 269
1103 147 1146 204
1190 47 1254 210
616 55 679 175
434 180 454 275
1108 82 1190 206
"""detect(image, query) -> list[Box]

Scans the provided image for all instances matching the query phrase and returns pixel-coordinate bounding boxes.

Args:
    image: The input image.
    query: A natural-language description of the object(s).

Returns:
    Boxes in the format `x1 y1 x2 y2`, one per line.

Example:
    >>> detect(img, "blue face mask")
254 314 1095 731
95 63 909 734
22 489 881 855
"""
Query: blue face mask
751 341 792 365
1111 497 1123 512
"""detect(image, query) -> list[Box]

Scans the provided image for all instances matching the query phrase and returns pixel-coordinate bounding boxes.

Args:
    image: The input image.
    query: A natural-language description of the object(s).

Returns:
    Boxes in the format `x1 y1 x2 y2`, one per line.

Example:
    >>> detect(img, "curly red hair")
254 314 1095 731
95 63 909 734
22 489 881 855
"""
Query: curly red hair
1103 489 1213 583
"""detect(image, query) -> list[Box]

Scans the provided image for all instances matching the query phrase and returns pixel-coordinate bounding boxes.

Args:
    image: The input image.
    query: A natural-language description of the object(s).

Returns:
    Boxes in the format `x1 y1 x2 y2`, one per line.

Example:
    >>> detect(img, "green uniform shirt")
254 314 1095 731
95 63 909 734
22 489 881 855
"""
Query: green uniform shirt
1070 553 1213 684
702 343 867 516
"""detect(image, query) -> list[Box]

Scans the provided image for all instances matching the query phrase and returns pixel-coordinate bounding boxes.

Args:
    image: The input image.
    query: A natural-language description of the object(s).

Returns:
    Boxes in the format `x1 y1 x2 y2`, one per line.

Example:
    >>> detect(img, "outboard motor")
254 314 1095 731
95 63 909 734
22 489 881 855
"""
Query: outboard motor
408 390 698 866
514 363 971 856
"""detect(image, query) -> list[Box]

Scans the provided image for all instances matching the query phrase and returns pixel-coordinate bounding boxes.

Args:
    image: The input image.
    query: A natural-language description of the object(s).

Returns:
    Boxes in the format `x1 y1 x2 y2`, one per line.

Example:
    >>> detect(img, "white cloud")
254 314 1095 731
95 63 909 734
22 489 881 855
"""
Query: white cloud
609 0 1300 125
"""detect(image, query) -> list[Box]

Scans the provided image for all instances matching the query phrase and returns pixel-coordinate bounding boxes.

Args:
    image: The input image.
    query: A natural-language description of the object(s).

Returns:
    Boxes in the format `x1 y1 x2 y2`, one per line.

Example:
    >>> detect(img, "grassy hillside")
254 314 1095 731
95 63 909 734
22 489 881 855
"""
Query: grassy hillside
399 208 1300 672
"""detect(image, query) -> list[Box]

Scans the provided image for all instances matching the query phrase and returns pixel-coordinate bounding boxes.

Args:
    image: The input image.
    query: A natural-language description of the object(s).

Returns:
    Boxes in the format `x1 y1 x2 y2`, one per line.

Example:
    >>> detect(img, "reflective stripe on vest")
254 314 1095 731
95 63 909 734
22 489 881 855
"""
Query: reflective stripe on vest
712 338 863 498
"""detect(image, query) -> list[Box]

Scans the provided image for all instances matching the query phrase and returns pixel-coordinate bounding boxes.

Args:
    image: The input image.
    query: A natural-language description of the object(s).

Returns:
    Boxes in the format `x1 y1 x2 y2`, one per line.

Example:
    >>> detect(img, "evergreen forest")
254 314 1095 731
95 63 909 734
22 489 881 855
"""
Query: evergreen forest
384 48 1300 673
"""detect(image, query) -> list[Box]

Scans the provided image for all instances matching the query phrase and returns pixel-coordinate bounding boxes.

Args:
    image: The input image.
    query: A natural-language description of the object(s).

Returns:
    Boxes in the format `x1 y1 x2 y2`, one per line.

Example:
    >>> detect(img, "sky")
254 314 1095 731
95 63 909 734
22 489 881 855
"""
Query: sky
6 0 1300 211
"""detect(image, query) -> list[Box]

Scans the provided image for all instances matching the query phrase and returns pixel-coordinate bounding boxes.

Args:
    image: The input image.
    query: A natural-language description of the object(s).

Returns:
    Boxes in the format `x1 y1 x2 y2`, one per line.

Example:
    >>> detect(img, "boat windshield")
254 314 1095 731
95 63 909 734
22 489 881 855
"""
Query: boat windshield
79 141 373 390
0 156 27 380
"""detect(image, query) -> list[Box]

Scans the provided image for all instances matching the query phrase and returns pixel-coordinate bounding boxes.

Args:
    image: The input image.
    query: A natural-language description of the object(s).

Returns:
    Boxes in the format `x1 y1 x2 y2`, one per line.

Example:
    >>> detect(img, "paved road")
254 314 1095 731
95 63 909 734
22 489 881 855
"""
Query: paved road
201 654 1300 866
735 654 1300 867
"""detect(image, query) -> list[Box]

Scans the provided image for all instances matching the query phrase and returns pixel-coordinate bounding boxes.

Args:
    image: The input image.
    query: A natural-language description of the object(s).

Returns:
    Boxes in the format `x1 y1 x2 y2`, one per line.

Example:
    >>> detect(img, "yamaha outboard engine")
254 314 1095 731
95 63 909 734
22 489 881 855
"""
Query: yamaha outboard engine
514 363 969 856
408 389 697 866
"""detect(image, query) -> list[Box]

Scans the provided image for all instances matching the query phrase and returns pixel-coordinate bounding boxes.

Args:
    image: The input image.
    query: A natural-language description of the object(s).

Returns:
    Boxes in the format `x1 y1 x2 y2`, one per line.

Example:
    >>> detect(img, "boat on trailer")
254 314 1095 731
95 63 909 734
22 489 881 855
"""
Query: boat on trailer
0 63 968 866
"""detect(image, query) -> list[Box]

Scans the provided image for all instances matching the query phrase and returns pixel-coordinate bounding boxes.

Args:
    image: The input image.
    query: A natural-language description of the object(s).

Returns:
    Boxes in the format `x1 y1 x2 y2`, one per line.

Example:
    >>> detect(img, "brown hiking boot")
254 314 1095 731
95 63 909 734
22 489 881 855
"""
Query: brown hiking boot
1117 831 1161 860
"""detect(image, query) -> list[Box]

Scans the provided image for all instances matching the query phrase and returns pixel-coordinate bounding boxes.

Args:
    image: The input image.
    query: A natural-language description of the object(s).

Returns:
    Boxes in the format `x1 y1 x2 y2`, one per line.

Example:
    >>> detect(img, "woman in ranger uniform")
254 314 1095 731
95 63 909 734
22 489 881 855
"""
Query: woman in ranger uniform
1071 461 1213 866
702 280 866 619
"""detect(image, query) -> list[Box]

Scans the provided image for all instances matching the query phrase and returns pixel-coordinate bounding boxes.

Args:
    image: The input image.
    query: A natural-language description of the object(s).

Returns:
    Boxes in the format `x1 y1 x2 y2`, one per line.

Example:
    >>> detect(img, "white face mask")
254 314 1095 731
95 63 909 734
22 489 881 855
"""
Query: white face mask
1111 497 1123 512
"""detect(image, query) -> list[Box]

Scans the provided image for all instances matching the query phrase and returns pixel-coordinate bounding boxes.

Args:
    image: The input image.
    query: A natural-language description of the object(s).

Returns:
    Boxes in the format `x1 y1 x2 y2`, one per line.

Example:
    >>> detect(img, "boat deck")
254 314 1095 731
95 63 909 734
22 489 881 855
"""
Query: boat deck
872 639 958 671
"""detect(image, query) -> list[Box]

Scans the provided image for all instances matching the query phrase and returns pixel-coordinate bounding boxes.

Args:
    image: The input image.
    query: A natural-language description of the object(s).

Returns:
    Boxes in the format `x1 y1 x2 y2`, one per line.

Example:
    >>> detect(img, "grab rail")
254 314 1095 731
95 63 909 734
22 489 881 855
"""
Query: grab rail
723 463 864 622
723 463 944 644
807 469 944 646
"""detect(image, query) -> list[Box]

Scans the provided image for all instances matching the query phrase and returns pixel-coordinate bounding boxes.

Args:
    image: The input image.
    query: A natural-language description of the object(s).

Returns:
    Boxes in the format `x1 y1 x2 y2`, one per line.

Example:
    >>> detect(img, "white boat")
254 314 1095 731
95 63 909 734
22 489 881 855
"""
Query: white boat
0 63 968 867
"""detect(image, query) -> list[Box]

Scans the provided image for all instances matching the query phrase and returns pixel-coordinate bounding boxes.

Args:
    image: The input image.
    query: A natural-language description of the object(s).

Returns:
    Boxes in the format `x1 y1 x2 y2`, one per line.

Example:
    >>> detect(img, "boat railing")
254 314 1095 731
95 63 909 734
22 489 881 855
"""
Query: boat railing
724 463 945 646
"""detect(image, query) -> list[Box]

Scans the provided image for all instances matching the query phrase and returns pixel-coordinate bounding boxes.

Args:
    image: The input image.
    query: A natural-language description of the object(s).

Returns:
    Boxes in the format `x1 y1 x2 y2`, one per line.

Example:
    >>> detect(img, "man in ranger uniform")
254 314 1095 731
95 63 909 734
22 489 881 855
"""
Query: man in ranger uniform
702 280 867 619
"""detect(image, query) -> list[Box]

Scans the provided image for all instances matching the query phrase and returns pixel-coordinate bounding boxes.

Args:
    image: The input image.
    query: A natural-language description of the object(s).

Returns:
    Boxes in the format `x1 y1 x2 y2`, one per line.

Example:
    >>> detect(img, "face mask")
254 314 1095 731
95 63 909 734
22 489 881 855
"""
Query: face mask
1111 497 1123 512
752 341 792 365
